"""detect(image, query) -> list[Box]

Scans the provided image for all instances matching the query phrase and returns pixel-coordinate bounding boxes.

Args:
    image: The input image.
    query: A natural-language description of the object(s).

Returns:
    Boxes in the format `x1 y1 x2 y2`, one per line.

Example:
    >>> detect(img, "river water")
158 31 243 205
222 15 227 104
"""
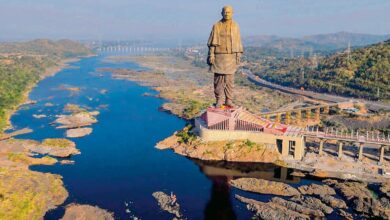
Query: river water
10 55 322 219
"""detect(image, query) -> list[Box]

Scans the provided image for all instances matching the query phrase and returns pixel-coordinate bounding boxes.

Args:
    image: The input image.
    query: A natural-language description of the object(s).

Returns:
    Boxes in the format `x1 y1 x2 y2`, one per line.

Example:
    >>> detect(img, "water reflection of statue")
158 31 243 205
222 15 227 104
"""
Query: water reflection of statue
207 5 243 108
204 176 236 220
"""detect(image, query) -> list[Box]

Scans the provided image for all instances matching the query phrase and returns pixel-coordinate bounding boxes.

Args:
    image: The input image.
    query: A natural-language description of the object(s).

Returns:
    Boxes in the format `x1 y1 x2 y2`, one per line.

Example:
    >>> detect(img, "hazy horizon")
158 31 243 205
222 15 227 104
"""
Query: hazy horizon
1 0 389 42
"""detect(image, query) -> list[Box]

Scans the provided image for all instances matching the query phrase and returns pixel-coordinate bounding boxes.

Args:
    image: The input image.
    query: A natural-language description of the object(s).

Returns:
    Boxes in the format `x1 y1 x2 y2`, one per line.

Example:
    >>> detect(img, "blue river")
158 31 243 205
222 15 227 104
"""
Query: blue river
9 55 323 219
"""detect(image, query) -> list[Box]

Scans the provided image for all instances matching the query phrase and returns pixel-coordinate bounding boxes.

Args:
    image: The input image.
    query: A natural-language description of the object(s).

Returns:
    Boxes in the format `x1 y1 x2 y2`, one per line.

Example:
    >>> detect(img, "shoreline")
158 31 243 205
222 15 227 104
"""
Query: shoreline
0 55 113 219
2 55 95 133
106 55 389 184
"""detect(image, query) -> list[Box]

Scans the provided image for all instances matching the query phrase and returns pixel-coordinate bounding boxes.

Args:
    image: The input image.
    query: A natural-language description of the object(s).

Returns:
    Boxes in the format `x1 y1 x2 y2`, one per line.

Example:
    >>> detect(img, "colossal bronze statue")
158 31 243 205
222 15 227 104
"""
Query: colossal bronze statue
207 5 243 108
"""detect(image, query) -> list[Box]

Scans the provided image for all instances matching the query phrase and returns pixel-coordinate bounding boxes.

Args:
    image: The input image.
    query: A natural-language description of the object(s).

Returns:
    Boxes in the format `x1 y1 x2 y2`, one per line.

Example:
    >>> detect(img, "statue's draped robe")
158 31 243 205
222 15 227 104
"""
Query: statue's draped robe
208 19 243 104
207 19 243 75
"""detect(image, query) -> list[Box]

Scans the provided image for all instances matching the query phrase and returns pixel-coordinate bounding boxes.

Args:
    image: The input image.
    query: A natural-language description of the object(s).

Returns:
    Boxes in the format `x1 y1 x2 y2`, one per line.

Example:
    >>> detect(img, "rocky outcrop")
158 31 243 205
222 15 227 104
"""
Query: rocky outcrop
0 138 80 158
229 178 300 196
156 133 180 150
271 197 324 217
27 138 80 157
55 112 98 129
298 183 336 195
324 179 389 219
338 209 353 220
380 182 390 198
318 194 347 209
291 196 333 214
66 127 93 138
33 114 47 119
152 191 182 219
60 160 75 165
235 195 309 220
60 204 114 220
156 130 281 163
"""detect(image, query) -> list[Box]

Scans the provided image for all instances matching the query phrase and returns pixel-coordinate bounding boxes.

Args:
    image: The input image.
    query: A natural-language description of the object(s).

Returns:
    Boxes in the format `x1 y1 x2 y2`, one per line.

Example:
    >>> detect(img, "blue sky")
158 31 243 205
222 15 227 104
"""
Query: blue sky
0 0 389 41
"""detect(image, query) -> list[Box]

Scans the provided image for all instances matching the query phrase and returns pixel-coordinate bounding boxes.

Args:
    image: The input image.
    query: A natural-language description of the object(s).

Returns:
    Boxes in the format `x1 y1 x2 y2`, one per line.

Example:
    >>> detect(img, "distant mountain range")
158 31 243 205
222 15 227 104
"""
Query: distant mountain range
244 32 390 54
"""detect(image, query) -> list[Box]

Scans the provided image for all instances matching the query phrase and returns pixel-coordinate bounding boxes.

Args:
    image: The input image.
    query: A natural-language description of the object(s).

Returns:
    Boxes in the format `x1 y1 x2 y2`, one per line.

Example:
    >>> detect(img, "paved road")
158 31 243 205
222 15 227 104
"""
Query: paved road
243 69 390 112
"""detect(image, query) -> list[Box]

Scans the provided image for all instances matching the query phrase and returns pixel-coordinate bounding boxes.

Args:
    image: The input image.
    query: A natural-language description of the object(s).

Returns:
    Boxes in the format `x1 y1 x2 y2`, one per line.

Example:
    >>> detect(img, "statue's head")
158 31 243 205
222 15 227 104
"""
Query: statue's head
221 5 233 21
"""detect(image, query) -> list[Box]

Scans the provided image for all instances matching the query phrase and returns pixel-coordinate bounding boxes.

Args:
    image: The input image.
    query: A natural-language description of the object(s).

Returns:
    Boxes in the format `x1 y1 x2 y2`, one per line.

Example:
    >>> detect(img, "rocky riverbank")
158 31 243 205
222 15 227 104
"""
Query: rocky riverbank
232 177 390 219
0 136 78 219
0 53 111 218
60 204 114 220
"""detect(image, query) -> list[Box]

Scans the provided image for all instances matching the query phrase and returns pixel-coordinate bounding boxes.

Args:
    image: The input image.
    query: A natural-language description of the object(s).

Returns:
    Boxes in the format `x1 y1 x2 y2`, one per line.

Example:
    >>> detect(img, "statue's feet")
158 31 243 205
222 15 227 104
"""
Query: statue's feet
225 100 235 108
214 100 224 108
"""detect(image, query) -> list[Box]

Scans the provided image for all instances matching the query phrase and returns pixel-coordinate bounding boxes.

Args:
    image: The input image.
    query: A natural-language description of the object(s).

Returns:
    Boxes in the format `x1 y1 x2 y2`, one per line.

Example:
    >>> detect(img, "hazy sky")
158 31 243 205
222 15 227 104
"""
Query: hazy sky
1 0 389 41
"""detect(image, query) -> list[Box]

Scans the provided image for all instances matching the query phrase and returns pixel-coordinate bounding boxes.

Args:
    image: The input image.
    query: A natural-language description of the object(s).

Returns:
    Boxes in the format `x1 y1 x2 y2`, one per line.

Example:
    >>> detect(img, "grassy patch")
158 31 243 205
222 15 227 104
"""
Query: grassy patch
63 104 87 114
0 168 68 220
224 142 234 151
42 138 74 148
244 139 256 149
182 100 210 119
7 152 30 164
176 124 196 144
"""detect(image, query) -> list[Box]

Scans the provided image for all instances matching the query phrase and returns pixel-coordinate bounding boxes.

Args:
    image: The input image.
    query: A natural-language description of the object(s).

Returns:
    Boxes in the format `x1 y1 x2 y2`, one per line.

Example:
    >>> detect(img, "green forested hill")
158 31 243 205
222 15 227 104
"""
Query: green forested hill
0 40 92 131
252 40 390 100
0 39 91 58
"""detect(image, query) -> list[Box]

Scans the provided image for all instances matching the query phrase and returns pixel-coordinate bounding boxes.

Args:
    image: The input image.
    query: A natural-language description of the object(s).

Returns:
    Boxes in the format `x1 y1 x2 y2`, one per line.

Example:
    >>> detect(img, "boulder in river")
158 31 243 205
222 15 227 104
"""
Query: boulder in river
230 178 300 196
66 127 93 138
152 191 182 219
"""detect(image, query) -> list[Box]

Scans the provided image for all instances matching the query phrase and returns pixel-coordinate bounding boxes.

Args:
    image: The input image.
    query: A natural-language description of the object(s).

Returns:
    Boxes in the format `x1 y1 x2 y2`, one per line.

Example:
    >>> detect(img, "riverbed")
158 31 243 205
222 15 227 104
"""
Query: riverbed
9 55 325 219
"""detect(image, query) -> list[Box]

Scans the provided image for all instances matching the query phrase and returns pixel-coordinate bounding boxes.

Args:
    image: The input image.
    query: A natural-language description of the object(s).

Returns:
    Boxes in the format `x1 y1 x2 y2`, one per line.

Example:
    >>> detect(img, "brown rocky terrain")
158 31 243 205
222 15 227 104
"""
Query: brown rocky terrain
324 179 390 219
66 127 93 138
60 204 114 220
230 176 390 219
235 195 310 220
156 127 282 163
230 178 300 196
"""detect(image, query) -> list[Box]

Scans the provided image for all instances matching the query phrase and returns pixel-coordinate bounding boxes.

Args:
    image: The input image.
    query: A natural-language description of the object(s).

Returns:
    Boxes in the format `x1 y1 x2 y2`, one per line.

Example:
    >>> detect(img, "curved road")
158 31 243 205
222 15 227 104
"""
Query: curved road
242 69 390 112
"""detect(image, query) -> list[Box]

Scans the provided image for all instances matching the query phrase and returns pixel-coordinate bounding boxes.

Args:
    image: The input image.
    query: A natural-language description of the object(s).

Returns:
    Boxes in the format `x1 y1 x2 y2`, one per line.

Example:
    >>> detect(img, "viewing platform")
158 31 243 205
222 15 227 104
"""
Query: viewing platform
195 106 389 163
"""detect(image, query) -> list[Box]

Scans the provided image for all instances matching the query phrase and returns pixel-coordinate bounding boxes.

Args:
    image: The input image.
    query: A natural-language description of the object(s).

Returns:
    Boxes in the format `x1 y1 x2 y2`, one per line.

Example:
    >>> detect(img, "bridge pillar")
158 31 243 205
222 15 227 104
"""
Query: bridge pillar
294 137 305 160
280 167 288 181
315 108 320 121
379 146 385 164
324 106 330 114
358 143 364 161
306 109 311 121
285 112 291 124
319 139 324 156
338 142 343 158
282 140 289 157
276 113 281 123
295 110 302 125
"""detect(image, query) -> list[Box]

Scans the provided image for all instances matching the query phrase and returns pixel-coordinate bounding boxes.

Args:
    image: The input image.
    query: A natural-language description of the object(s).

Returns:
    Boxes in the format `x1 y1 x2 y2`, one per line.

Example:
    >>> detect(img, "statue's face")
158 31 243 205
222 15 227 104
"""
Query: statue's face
222 7 233 21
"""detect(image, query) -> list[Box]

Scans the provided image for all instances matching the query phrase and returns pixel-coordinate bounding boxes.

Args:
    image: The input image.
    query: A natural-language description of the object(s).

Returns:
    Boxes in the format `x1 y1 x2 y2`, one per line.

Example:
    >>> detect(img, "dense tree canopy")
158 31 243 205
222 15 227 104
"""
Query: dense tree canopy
249 40 390 100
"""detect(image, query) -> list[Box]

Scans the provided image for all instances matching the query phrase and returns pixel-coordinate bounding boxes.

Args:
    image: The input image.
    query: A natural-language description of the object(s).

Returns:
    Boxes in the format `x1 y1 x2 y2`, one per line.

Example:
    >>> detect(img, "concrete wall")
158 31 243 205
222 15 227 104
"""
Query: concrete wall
195 119 305 160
